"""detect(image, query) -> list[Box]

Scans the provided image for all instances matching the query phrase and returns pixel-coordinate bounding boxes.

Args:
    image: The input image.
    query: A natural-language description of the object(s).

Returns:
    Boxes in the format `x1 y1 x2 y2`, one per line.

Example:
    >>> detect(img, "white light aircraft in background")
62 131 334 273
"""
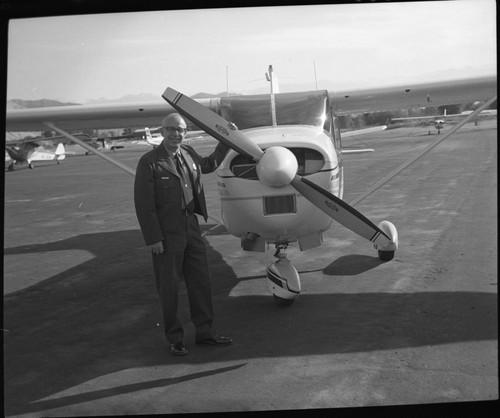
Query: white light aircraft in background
5 67 496 305
5 141 68 171
138 126 212 148
143 127 162 147
392 107 497 134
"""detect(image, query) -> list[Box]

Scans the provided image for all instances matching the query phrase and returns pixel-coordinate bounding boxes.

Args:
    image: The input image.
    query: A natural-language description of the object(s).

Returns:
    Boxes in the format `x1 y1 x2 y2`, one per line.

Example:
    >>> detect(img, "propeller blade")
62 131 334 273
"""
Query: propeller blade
290 175 392 247
162 87 264 161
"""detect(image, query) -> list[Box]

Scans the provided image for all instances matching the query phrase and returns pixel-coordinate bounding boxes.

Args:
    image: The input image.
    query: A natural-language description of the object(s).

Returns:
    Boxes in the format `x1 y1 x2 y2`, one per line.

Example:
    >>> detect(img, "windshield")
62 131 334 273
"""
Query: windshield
219 90 331 131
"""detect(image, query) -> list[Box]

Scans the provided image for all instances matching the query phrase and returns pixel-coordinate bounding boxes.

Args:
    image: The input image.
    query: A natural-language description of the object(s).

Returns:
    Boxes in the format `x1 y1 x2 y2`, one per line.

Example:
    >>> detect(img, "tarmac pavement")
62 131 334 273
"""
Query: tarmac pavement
3 120 498 416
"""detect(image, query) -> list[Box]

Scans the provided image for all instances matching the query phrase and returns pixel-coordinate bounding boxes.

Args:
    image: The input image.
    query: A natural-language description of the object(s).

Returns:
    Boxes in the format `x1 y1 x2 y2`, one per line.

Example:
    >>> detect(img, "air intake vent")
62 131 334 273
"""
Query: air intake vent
263 195 296 215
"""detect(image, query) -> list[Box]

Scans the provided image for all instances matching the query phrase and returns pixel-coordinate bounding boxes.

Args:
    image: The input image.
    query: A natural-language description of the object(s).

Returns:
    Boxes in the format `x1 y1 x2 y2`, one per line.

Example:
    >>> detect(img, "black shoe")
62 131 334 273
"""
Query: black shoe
196 335 232 346
169 342 188 356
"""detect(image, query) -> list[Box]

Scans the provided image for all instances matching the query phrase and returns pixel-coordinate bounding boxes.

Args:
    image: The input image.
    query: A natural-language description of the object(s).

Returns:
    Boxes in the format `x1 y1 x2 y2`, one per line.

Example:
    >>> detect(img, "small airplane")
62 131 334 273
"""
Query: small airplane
5 130 148 166
5 141 68 171
143 127 162 147
5 68 496 305
89 132 147 152
391 109 448 134
139 126 212 148
391 107 497 135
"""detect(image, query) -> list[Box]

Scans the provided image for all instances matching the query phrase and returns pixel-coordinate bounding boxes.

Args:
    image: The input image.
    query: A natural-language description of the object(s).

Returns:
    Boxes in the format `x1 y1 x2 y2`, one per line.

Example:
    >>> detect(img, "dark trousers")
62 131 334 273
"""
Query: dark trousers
152 213 215 344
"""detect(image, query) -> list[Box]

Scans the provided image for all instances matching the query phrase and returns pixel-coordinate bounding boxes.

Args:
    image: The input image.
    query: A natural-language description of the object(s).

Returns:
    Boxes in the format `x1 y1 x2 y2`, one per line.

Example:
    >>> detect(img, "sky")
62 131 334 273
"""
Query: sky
6 0 497 104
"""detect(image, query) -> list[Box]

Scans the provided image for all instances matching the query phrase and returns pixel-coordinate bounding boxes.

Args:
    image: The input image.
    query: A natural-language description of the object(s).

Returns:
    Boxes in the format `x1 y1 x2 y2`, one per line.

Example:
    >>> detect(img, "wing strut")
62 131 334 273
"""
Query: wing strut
349 95 497 207
44 122 136 176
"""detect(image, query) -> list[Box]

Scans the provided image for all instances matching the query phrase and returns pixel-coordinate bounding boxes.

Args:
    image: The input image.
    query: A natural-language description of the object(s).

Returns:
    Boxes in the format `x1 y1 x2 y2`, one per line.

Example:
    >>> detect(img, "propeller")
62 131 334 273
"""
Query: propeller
163 88 263 161
162 87 393 247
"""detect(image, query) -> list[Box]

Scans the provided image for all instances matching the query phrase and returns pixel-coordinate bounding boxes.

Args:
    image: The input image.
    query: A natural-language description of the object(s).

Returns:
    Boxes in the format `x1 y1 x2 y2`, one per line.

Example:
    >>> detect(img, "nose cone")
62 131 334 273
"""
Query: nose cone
256 146 298 187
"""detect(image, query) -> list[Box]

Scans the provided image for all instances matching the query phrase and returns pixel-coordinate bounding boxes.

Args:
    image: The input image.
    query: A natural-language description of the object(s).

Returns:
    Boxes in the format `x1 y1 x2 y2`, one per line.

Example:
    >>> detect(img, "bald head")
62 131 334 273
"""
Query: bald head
162 113 187 129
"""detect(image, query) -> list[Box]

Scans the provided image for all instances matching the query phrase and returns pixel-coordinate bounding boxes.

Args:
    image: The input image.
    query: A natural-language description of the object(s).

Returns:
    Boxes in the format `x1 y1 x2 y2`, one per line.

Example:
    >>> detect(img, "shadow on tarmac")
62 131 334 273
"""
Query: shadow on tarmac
20 364 247 414
323 254 384 275
4 229 498 415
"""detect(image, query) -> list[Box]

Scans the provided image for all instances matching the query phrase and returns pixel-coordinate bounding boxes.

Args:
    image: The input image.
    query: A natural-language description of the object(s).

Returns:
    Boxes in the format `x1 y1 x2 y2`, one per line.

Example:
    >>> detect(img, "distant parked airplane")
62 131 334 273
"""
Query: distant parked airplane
5 141 68 170
392 107 496 134
138 126 212 148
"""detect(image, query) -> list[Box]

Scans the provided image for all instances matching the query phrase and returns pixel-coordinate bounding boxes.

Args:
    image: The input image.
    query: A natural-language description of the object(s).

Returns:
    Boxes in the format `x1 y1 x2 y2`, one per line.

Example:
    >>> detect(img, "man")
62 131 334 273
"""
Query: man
134 113 231 356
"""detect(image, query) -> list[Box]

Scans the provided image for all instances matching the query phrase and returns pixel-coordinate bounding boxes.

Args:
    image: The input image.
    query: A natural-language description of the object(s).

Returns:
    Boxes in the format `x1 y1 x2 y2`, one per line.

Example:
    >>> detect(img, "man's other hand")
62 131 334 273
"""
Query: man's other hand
150 241 165 255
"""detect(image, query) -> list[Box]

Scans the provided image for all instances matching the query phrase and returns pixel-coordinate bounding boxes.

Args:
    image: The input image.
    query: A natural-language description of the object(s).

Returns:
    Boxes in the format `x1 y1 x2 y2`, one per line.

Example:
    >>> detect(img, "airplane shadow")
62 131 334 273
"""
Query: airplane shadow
3 230 498 415
323 254 384 276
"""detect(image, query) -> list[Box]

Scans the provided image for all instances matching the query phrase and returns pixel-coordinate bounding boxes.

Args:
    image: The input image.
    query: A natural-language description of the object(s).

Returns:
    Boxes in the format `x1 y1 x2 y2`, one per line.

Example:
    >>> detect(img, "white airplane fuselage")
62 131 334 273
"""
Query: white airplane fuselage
216 125 343 247
434 119 445 129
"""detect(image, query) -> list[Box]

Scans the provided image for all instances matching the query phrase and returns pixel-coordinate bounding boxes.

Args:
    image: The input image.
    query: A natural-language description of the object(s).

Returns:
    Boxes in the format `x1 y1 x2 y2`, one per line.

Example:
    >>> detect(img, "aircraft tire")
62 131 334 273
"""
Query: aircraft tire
378 250 395 261
273 295 295 307
28 163 33 169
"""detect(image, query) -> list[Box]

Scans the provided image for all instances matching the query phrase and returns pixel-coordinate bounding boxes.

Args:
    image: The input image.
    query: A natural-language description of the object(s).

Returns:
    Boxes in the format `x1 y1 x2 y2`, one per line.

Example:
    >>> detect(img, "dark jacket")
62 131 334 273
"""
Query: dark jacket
134 142 227 245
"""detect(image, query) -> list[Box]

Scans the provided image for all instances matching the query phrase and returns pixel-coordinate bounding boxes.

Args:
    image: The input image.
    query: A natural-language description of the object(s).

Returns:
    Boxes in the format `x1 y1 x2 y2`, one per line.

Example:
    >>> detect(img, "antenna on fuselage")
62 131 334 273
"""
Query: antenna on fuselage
266 65 278 127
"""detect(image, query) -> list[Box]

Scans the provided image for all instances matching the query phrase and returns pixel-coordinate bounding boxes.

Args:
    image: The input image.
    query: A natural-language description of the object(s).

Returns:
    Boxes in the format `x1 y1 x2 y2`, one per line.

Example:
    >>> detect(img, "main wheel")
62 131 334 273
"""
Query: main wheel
273 295 295 307
378 250 395 261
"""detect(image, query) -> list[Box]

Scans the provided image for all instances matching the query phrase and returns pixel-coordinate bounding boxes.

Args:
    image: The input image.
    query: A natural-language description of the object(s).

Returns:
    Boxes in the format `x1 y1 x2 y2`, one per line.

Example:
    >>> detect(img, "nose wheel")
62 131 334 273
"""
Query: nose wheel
266 243 301 306
374 220 398 261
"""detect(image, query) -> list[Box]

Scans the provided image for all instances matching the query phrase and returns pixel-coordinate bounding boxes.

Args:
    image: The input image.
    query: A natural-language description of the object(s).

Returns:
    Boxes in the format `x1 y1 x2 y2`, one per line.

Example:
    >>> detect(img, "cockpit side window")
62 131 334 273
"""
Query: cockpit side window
332 115 342 151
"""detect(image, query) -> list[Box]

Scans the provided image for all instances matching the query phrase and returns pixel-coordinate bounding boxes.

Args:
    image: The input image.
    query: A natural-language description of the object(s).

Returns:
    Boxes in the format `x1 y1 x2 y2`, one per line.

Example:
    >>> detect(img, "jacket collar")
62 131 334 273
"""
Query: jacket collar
156 144 193 177
156 145 178 176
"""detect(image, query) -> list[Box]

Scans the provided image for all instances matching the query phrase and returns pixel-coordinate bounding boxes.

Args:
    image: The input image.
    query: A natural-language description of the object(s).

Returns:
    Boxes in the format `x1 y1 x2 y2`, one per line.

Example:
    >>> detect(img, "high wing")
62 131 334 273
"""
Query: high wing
331 75 496 113
6 101 193 131
6 133 93 146
6 77 496 174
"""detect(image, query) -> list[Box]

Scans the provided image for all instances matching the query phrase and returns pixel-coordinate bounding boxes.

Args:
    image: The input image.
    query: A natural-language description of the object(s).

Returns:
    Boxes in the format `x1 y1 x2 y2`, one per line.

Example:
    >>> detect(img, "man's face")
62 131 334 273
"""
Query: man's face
161 118 187 152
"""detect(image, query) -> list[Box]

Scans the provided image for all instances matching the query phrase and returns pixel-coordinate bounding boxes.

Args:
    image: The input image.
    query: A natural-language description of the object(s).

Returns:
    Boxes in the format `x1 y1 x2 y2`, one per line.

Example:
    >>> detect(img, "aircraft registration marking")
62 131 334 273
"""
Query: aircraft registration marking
215 124 229 136
325 200 339 212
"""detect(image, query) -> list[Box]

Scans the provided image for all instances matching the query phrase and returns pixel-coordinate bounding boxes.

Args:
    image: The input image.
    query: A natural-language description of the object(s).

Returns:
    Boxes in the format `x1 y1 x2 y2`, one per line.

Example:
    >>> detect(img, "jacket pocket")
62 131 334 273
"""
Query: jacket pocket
156 177 175 190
